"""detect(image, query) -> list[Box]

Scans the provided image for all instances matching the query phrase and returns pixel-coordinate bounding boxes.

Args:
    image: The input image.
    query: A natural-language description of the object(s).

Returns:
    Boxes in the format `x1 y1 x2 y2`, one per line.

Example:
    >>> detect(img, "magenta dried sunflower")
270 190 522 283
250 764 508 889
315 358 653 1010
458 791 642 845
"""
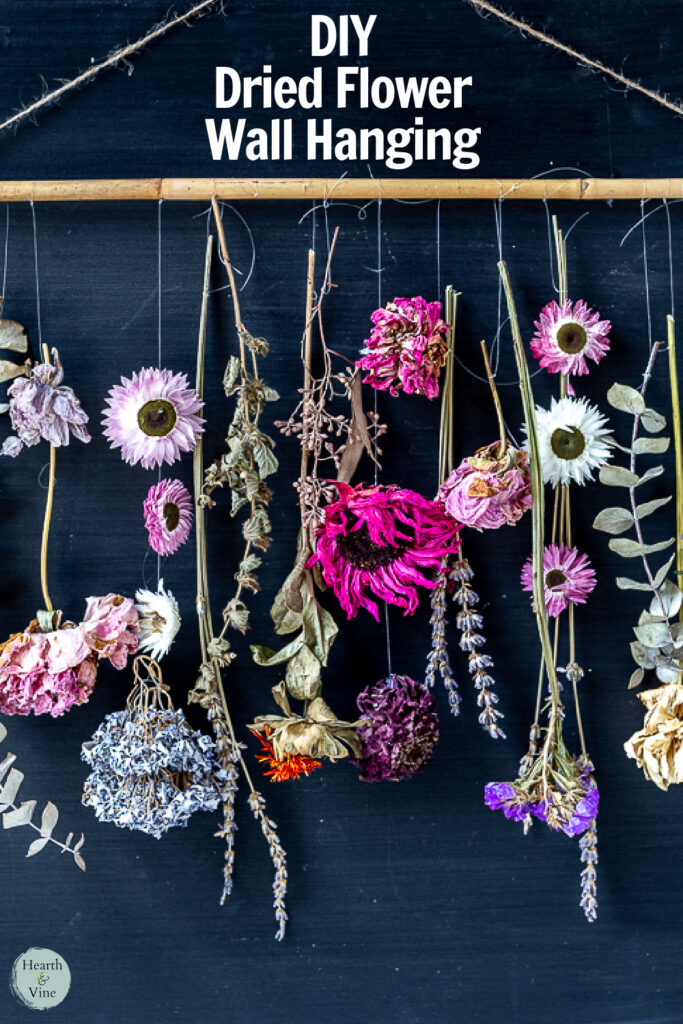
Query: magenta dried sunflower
308 482 461 620
356 297 449 399
354 675 439 782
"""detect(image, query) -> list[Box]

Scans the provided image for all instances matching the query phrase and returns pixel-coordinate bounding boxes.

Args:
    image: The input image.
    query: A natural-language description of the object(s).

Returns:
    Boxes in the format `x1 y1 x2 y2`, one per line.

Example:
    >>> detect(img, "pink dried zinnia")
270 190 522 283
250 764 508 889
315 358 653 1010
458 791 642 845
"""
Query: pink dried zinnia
531 300 610 381
144 478 193 556
521 544 597 617
0 619 97 717
354 675 439 782
356 296 449 399
102 367 204 469
308 482 460 620
2 350 90 457
438 440 532 530
82 594 139 669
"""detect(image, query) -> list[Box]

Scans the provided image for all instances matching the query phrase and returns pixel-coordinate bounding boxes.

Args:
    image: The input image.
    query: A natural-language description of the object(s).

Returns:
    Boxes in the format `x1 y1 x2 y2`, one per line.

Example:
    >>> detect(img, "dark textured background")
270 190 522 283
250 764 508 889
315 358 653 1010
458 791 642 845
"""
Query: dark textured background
0 2 682 1022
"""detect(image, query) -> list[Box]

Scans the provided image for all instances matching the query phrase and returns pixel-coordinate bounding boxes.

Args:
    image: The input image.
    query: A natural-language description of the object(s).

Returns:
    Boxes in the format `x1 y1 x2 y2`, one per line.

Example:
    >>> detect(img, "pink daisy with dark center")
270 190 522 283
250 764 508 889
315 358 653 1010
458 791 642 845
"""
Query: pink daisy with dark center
308 482 461 620
144 478 193 556
521 543 596 617
356 296 449 399
102 367 204 469
531 300 611 380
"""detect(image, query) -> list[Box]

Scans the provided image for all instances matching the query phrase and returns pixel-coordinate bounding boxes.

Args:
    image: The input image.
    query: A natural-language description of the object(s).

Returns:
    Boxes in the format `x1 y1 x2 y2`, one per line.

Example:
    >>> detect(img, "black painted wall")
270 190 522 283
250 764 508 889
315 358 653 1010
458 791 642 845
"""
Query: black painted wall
0 3 682 1023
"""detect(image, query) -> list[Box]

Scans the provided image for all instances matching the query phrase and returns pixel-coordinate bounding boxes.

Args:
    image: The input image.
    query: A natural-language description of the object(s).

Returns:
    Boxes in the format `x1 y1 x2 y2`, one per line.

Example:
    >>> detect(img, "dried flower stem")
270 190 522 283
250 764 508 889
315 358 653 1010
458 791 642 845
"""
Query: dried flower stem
667 315 683 627
300 248 316 526
480 339 507 456
38 342 56 612
438 287 458 484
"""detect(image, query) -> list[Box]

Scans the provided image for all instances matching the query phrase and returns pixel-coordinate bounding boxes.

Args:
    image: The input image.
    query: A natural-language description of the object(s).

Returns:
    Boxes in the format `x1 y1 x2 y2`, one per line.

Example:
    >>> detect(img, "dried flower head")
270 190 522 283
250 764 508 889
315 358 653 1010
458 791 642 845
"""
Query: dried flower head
309 481 461 620
531 299 611 381
438 440 532 530
249 682 361 763
356 297 449 399
102 367 204 469
135 580 181 661
624 683 683 789
521 544 597 617
354 675 439 782
143 478 193 556
531 396 613 487
251 727 322 782
2 349 90 457
81 594 139 669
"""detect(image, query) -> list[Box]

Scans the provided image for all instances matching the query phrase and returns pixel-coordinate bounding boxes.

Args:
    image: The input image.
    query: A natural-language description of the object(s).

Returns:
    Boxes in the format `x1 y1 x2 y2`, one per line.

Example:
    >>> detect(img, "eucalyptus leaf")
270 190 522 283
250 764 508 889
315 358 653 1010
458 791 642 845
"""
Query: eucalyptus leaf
39 802 58 837
634 621 673 648
0 768 23 807
593 507 633 535
635 496 672 519
635 465 665 487
650 580 683 619
74 853 86 872
640 407 667 433
599 465 639 488
3 800 36 829
628 668 645 689
654 556 677 590
633 436 670 455
0 403 9 414
607 383 645 415
609 538 647 558
656 660 682 684
616 577 652 592
631 641 658 669
644 538 677 555
26 837 49 858
0 722 5 744
0 752 16 784
285 645 322 701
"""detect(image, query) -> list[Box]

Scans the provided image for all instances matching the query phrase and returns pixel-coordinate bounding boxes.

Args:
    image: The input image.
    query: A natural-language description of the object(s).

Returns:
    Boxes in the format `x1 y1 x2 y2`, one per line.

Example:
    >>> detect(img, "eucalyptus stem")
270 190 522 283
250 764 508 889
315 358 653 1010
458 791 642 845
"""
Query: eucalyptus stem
667 315 683 619
480 339 507 456
39 342 56 613
499 260 561 710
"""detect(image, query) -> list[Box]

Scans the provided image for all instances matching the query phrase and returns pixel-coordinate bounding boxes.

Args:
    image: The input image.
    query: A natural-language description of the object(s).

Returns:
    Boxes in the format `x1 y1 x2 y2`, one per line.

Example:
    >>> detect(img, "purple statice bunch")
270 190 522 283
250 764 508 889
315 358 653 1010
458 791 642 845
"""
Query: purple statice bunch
2 349 90 457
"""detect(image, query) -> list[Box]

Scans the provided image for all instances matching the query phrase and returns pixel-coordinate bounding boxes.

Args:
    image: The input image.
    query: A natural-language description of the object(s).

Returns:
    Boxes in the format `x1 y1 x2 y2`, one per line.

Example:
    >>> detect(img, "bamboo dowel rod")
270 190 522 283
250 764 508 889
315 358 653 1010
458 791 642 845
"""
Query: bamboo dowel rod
0 177 683 202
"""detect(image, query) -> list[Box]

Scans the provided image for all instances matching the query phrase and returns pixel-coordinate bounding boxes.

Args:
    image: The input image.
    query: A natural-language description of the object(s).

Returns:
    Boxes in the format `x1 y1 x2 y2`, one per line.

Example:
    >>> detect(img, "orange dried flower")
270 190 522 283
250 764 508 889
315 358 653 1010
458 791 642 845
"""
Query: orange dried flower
251 728 322 782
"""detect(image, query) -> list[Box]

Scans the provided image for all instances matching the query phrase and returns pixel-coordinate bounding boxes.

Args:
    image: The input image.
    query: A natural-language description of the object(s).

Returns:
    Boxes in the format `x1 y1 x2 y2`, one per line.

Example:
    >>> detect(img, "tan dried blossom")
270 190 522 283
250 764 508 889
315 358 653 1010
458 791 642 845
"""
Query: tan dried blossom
624 683 683 790
249 682 362 762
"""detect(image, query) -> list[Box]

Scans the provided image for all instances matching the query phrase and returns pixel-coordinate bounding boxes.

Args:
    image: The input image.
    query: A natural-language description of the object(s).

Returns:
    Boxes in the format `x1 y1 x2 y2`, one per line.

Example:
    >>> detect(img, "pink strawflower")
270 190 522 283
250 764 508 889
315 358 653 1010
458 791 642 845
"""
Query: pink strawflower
308 482 461 620
438 440 532 531
356 297 449 399
144 478 193 556
82 594 139 669
521 544 597 617
531 300 610 382
102 367 204 469
2 349 90 457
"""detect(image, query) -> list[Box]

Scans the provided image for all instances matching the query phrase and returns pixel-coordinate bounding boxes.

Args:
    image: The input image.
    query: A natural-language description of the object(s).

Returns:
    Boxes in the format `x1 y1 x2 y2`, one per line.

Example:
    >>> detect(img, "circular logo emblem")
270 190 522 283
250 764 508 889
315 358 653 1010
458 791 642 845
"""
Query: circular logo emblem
10 948 71 1011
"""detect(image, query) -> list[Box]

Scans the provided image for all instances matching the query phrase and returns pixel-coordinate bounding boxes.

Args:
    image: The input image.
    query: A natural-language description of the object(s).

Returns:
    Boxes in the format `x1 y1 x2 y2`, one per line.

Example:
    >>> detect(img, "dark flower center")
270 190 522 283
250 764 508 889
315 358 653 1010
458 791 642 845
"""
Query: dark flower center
550 426 585 461
138 399 177 437
163 502 180 532
545 569 567 589
337 524 408 571
556 321 587 354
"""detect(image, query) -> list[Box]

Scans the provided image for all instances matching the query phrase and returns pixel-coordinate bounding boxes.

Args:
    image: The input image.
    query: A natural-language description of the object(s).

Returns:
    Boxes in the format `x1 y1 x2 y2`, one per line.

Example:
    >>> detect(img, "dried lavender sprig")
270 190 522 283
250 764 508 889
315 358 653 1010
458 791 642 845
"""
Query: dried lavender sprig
204 692 241 902
579 818 598 922
450 558 505 739
425 568 461 716
248 791 288 941
518 722 541 778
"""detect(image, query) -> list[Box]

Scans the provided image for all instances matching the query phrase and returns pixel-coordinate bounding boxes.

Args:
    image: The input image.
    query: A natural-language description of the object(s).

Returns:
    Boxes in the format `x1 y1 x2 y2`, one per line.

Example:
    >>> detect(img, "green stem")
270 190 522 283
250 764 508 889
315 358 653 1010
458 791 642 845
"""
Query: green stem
668 315 683 621
438 286 458 486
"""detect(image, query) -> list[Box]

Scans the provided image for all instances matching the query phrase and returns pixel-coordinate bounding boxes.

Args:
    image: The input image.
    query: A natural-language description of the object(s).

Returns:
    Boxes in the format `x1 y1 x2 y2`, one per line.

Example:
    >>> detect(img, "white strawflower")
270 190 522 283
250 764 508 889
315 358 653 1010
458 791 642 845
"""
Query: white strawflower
135 580 181 660
530 396 613 487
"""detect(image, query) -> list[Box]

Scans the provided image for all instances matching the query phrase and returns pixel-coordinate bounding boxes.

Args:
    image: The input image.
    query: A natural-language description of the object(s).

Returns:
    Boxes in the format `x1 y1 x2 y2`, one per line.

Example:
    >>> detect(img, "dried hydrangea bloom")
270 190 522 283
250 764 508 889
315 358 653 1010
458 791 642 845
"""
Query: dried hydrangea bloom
438 440 532 530
102 367 204 469
135 580 181 661
521 544 596 617
531 299 611 382
354 675 439 782
143 478 193 556
81 706 227 839
531 396 613 487
624 683 683 790
309 482 461 620
81 594 139 669
356 296 449 399
2 350 90 457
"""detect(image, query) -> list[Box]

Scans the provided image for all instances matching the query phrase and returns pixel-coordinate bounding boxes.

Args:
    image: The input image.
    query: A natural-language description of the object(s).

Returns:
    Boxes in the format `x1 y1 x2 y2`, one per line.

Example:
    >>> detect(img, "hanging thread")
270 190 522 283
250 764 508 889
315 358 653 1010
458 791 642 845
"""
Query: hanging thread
156 199 163 588
1 205 9 309
30 200 43 347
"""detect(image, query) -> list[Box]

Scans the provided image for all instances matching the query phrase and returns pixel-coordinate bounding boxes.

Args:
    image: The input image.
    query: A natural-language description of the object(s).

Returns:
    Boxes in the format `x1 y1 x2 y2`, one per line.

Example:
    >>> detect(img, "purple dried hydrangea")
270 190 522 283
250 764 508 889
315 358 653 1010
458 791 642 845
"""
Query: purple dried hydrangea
354 674 439 782
2 350 90 457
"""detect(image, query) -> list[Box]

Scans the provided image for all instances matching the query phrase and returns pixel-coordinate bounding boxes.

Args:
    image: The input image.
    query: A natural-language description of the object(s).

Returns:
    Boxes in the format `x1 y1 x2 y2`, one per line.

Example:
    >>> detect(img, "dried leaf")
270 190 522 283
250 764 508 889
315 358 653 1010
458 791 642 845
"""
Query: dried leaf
250 636 305 668
651 580 683 619
607 383 645 415
641 407 667 433
616 576 652 592
0 722 5 744
609 537 675 558
0 752 17 784
0 767 24 807
253 439 278 480
593 506 634 535
630 641 658 669
285 645 322 701
40 801 58 838
223 356 241 396
599 465 639 488
636 496 672 519
656 659 682 684
633 436 670 455
628 668 645 689
0 359 29 383
0 319 28 353
3 800 36 829
654 556 677 590
634 621 672 648
73 833 85 853
635 465 665 488
302 594 339 666
74 853 86 872
26 837 49 858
